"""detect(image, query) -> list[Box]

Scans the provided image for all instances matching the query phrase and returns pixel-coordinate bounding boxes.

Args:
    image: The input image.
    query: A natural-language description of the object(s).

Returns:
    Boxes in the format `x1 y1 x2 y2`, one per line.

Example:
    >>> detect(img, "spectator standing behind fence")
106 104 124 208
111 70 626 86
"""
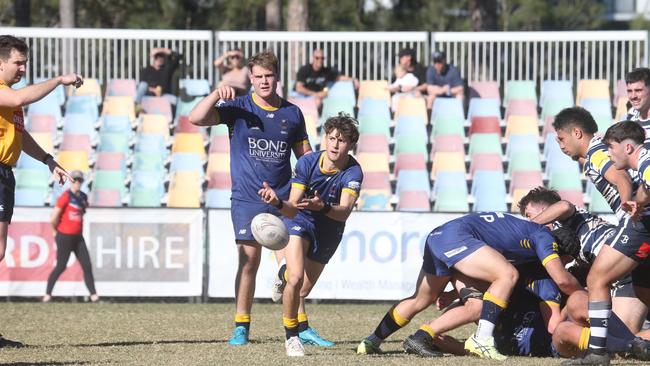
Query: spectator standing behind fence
136 47 180 105
43 170 99 303
293 49 355 108
214 49 251 97
0 34 79 347
388 64 419 112
426 51 464 109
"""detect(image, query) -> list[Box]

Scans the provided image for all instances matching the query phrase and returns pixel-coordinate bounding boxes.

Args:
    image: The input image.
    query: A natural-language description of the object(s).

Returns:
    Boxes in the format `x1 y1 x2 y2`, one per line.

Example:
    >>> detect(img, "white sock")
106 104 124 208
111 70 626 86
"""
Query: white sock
475 319 495 339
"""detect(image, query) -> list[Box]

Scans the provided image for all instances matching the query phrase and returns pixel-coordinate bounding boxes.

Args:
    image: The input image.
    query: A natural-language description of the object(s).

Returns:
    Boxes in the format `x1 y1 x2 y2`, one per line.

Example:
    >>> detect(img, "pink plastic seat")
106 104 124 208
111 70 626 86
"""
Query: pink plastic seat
469 153 503 177
106 79 137 99
28 114 57 133
559 189 585 208
397 190 430 212
509 171 543 194
60 134 92 154
208 171 232 189
95 152 125 171
356 134 389 156
141 96 173 121
394 153 426 178
361 172 391 191
505 99 537 120
209 135 230 154
469 116 501 136
469 81 501 102
90 189 121 207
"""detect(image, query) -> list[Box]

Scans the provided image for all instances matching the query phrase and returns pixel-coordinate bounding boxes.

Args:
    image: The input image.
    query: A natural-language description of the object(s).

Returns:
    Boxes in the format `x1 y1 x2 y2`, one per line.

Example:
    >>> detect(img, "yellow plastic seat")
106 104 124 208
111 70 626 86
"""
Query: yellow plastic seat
504 115 539 138
102 96 136 121
431 152 466 179
615 97 629 121
172 133 206 159
57 150 90 172
356 152 389 173
394 96 428 124
304 114 318 141
167 171 202 208
206 153 230 175
576 79 610 105
358 80 391 106
140 114 170 141
70 78 102 104
30 132 54 154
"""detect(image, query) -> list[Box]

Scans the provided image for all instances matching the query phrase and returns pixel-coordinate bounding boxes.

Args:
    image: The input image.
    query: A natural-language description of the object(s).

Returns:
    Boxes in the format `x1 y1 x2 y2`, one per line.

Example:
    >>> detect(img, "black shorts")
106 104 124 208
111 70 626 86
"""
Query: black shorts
0 164 15 223
608 216 650 263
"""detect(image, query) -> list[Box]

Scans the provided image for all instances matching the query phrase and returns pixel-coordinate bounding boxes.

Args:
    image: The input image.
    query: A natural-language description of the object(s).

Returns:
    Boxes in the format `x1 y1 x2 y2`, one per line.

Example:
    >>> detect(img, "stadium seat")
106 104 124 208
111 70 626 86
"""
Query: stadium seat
394 96 428 123
469 81 500 102
614 79 627 107
17 154 49 171
558 189 585 208
102 96 136 121
576 79 610 106
28 114 57 135
504 99 537 120
581 98 612 119
328 80 356 103
396 169 430 199
90 189 122 207
320 97 354 124
15 188 47 207
172 133 206 159
132 152 165 172
175 97 201 120
509 171 543 195
175 116 207 136
540 80 573 108
357 80 390 107
167 171 202 208
394 134 428 162
106 78 137 99
141 96 173 122
135 133 166 154
358 189 392 211
504 115 539 139
504 80 537 106
93 170 126 197
432 115 465 137
433 189 469 212
432 134 464 157
397 190 430 212
394 153 426 178
356 134 389 156
208 171 232 189
472 170 507 212
511 188 531 213
541 98 573 123
205 188 232 208
31 132 54 154
358 115 391 139
132 170 165 195
594 115 613 133
66 95 99 122
431 97 464 121
468 133 502 157
95 152 126 172
431 152 465 178
60 134 92 155
70 78 102 105
98 132 130 154
395 116 427 139
207 153 230 175
288 97 320 120
549 171 582 191
63 113 96 140
507 152 541 176
358 98 392 122
615 97 629 122
469 153 503 176
505 134 539 158
140 114 171 141
467 98 501 119
432 171 467 197
180 78 211 97
130 187 163 207
469 116 501 136
170 152 204 177
57 150 90 172
357 152 389 174
361 171 391 191
209 134 230 154
28 92 62 121
15 169 50 190
589 187 613 214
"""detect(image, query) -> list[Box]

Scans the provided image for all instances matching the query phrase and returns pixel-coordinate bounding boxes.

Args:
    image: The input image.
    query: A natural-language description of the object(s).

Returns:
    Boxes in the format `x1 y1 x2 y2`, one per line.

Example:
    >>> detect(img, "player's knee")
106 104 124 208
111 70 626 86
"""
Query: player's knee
286 270 304 289
586 270 608 290
465 298 482 321
501 265 519 287
566 291 588 318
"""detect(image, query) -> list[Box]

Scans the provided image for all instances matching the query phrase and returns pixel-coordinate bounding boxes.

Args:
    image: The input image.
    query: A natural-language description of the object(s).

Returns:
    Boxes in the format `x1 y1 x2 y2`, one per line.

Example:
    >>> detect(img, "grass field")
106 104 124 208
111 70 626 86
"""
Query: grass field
0 300 645 365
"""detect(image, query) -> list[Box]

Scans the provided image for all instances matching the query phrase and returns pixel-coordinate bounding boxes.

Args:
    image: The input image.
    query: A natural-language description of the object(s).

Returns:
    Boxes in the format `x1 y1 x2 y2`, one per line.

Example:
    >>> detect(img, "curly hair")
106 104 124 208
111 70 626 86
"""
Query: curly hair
323 112 360 145
517 186 562 217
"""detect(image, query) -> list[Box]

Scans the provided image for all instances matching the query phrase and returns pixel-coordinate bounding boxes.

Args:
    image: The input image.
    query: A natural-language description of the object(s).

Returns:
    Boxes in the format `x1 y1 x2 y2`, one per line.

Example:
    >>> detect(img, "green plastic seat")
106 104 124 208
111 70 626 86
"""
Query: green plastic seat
175 97 201 119
210 124 229 137
93 170 126 197
432 115 465 137
130 188 162 207
433 189 469 212
549 171 582 190
468 133 502 156
132 152 164 172
358 115 391 139
541 98 573 122
507 152 541 175
506 80 537 105
593 115 612 133
15 169 50 190
320 97 355 124
590 190 613 214
395 134 428 162
98 132 130 154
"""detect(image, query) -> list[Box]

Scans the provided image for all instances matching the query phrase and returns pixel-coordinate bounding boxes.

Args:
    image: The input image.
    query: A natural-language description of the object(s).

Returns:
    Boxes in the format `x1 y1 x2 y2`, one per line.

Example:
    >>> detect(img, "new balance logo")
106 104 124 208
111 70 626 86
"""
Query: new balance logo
291 226 302 231
239 229 247 235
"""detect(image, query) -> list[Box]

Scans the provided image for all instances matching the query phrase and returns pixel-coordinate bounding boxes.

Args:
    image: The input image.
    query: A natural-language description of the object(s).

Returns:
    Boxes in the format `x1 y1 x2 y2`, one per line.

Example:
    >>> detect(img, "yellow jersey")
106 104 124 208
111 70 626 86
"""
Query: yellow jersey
0 81 24 166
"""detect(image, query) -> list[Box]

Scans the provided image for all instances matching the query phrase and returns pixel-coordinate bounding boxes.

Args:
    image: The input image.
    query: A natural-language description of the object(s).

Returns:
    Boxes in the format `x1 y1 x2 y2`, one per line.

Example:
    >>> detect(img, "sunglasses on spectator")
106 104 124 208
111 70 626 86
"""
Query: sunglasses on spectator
229 55 241 59
73 178 84 183
314 56 325 60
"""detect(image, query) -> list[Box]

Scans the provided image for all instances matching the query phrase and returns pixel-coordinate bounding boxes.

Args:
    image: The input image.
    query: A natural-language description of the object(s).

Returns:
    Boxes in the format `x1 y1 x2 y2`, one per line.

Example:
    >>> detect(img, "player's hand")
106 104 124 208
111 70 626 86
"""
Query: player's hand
60 73 83 88
297 190 325 211
47 160 70 185
622 200 640 220
258 181 279 206
435 290 458 310
214 85 236 101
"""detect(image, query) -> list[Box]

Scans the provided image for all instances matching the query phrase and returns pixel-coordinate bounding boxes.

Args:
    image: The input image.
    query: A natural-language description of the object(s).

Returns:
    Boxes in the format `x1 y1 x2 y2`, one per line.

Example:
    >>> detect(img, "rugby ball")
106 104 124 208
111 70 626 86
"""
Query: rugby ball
251 213 289 250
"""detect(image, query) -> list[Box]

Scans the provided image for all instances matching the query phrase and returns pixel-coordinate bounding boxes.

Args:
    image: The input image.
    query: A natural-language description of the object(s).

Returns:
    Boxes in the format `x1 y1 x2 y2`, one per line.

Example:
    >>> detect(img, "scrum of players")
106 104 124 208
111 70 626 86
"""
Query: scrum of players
354 67 650 365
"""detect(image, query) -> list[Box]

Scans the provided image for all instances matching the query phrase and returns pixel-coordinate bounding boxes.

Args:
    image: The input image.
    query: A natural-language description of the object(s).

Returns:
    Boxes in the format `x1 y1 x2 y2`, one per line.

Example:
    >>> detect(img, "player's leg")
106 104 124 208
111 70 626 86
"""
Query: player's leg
0 221 7 263
282 235 309 356
44 233 75 301
452 245 518 360
71 235 99 302
294 258 333 346
270 248 287 303
230 240 261 345
553 321 590 358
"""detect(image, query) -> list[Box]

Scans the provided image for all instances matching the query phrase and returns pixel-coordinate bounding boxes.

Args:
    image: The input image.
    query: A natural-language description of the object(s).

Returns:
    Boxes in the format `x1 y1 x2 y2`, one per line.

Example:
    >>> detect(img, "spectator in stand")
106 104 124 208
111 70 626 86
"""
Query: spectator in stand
426 51 464 109
43 170 98 303
396 48 427 94
388 64 419 112
293 49 355 108
214 48 251 97
136 47 180 105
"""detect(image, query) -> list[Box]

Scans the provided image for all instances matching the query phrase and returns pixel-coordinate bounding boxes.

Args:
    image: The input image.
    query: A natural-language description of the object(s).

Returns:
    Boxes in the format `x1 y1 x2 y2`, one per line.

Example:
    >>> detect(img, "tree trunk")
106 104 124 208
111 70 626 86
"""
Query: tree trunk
14 0 30 27
265 0 281 31
59 0 75 28
286 0 308 31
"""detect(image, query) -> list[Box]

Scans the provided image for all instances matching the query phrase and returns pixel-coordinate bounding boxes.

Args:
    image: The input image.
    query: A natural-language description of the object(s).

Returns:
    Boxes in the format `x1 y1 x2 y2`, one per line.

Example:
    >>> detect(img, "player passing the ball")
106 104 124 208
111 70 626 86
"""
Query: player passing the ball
258 113 363 357
190 50 311 346
0 35 82 347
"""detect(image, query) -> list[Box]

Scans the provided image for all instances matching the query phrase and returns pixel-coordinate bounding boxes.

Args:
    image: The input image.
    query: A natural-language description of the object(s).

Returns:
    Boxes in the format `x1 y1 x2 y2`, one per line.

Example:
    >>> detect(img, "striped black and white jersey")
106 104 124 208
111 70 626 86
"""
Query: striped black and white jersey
584 136 626 220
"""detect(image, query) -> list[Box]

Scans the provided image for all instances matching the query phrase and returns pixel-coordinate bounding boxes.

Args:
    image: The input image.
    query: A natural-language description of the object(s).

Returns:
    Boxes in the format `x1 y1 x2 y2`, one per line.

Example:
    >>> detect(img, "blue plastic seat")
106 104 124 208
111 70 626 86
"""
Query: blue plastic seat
101 115 132 134
540 80 573 107
358 98 391 121
206 188 232 208
327 80 356 104
396 169 430 198
170 152 204 177
66 95 99 121
431 97 464 121
135 133 167 154
581 98 612 118
16 154 49 171
394 116 427 138
131 170 165 196
98 132 130 154
432 171 467 197
63 113 96 139
35 77 66 106
544 135 580 174
471 170 507 212
15 188 47 206
28 92 61 121
506 134 539 158
180 79 211 96
467 98 501 119
358 191 391 211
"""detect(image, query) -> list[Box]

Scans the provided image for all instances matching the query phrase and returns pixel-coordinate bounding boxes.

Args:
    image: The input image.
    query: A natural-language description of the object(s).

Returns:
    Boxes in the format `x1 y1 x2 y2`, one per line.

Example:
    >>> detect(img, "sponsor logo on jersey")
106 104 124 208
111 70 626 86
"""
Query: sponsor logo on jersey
636 242 650 260
248 137 288 161
12 111 24 132
347 181 360 190
266 113 275 118
444 246 467 258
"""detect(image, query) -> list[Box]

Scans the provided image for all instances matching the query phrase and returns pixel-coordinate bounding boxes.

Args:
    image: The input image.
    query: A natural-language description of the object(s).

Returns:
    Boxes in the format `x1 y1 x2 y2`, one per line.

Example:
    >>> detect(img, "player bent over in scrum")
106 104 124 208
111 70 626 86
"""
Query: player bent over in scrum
258 113 363 357
357 212 582 360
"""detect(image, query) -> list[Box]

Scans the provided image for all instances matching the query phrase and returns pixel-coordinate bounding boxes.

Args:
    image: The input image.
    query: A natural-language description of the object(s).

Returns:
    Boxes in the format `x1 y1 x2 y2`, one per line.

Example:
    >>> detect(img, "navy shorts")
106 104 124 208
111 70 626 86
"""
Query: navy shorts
286 215 344 264
427 220 486 275
422 241 452 276
0 164 15 223
230 199 281 242
608 216 650 263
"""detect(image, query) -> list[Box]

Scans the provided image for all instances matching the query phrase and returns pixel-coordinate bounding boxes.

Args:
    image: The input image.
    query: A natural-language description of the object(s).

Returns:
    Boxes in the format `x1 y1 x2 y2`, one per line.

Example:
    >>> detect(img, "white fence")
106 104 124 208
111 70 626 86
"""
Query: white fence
0 27 647 95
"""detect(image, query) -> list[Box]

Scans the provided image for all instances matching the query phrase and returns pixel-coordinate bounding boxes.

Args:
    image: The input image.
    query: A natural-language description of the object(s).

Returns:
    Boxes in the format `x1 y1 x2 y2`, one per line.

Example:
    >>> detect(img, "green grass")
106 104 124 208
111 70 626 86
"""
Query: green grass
0 301 640 365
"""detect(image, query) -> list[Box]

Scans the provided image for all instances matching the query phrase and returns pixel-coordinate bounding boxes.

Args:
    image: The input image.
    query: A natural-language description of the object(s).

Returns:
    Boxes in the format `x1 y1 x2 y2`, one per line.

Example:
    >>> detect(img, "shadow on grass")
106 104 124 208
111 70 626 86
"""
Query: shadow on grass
2 362 93 365
46 339 228 348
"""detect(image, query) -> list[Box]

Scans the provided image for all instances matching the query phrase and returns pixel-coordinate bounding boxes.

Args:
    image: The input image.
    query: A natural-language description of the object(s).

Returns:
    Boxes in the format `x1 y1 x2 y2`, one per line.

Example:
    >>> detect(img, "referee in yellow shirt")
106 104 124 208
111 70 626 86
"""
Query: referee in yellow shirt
0 35 83 348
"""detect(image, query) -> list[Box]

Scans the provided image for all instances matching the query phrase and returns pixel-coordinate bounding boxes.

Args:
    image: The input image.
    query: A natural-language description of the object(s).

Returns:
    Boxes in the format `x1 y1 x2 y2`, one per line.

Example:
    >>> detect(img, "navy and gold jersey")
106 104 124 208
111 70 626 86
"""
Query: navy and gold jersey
518 263 562 307
554 208 616 263
216 93 310 203
449 213 559 266
289 151 363 229
584 136 625 219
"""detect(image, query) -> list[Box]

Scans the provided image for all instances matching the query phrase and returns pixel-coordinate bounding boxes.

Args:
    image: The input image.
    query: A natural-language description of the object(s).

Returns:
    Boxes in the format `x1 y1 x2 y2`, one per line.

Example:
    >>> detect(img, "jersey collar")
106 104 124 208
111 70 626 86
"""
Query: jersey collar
252 92 279 111
319 151 340 174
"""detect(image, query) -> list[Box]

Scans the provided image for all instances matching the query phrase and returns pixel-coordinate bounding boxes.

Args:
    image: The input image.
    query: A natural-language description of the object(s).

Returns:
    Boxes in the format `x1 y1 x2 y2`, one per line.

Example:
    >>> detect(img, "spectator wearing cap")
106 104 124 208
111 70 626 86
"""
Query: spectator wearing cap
214 48 251 97
136 47 181 105
43 170 99 303
426 51 464 108
397 48 428 93
293 49 355 108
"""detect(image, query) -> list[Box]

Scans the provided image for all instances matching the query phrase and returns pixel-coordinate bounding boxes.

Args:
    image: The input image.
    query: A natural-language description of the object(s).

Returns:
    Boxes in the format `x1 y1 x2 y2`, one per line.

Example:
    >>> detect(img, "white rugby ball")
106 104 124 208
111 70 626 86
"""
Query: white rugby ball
251 213 289 250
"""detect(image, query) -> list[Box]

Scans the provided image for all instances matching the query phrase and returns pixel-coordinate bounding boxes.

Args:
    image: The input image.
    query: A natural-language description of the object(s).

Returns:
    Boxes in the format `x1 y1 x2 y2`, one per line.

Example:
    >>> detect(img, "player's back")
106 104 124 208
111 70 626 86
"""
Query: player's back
560 208 616 263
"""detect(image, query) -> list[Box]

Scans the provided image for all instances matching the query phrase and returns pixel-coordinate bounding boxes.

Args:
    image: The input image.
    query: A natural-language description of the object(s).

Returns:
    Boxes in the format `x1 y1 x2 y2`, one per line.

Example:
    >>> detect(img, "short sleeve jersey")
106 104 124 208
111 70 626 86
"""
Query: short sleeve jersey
637 148 650 191
626 107 650 148
457 213 560 266
216 93 310 202
290 151 363 230
426 64 463 88
55 190 88 235
0 81 24 166
584 136 625 219
294 65 339 92
553 208 616 264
